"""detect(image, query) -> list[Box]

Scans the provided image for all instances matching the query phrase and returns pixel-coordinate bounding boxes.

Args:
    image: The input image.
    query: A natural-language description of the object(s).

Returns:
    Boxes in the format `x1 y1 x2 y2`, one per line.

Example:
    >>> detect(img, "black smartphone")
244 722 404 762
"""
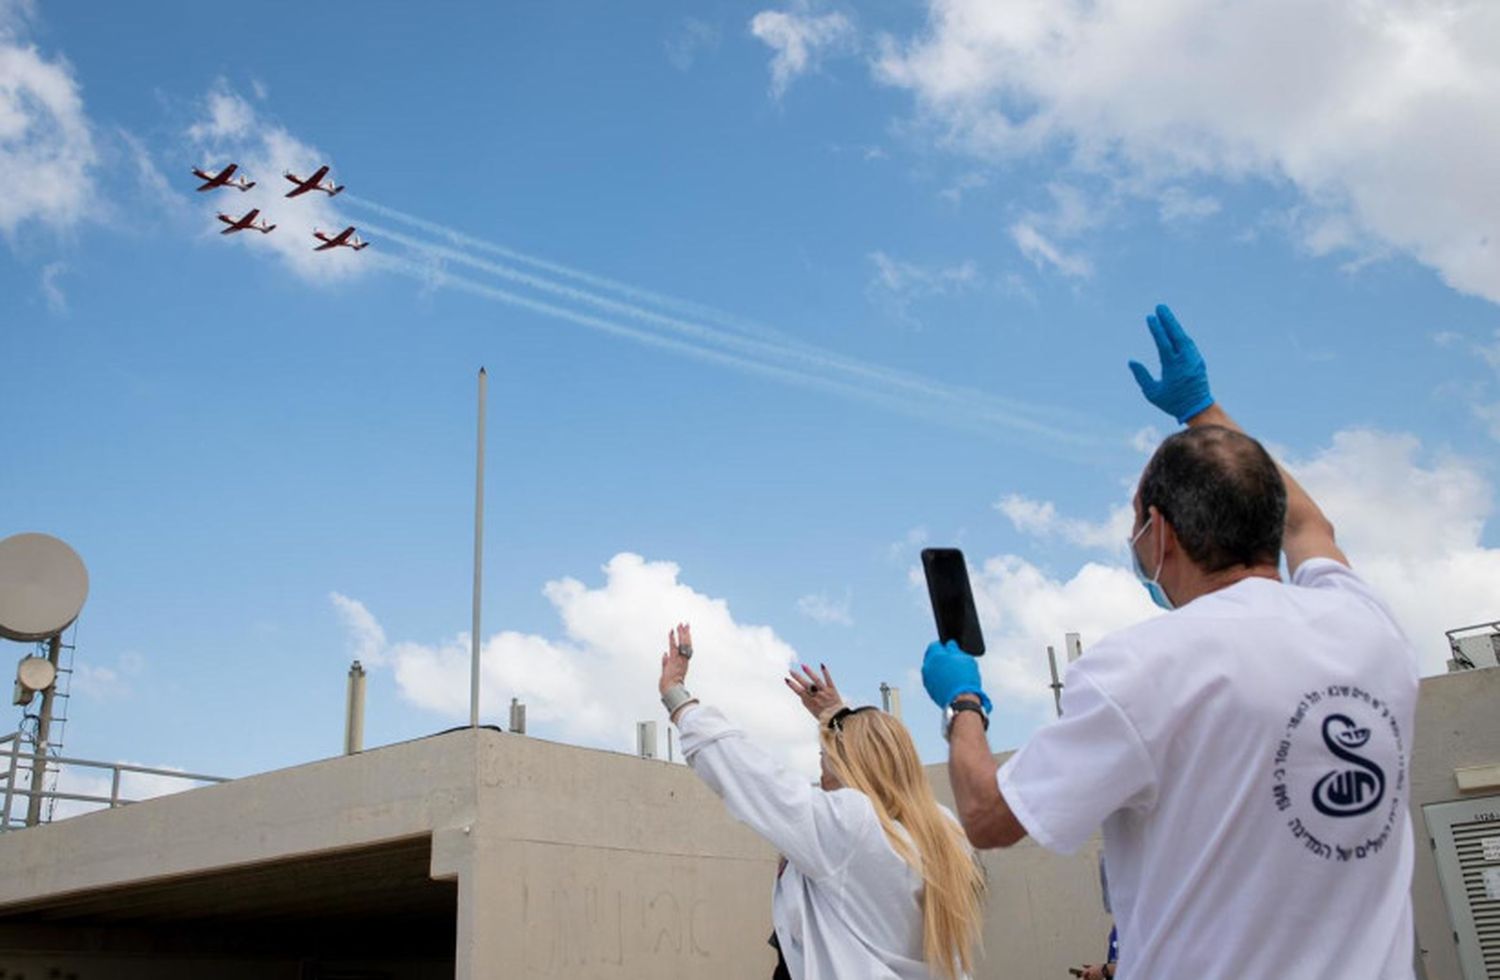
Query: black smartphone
920 548 985 656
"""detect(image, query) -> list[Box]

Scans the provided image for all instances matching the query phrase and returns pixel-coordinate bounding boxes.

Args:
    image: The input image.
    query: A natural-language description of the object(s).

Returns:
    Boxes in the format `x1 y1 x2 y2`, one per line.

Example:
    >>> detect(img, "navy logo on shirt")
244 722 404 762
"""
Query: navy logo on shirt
1271 685 1405 862
1310 714 1385 817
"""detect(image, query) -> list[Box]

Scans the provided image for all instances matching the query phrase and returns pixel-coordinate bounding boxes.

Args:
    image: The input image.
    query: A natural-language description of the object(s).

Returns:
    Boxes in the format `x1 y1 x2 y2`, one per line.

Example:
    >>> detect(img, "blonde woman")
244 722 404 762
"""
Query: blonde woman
658 623 985 980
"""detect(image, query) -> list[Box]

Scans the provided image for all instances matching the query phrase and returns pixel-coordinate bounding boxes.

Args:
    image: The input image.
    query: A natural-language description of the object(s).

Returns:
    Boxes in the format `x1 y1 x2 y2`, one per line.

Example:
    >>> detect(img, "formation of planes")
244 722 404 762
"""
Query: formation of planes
190 163 368 252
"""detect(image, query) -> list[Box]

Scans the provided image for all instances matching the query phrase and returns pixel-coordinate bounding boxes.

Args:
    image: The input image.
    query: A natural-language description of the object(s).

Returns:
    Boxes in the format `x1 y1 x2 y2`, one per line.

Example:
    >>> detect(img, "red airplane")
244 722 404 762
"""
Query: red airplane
217 208 276 235
313 226 368 251
284 165 344 198
192 163 255 192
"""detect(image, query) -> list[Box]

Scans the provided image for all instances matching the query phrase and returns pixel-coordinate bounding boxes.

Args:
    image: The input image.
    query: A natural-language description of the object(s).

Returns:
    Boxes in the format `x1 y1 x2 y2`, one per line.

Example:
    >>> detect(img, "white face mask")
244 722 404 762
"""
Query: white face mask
1129 515 1175 611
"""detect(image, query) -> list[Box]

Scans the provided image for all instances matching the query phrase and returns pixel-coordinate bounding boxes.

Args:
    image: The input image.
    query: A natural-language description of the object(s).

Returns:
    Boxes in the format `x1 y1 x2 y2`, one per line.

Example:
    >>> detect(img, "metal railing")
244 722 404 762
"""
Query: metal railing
1 735 227 832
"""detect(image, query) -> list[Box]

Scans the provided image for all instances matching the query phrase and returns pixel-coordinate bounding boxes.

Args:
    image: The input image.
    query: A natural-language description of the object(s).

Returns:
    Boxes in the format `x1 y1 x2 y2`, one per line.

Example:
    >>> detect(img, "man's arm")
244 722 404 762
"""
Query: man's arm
1128 304 1348 574
1185 403 1348 572
947 695 1027 849
922 642 1028 848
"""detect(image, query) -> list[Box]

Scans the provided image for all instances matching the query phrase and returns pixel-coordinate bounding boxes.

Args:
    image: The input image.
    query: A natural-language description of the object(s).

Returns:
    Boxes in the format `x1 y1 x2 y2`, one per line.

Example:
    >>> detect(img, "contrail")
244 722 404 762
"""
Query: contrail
347 201 1116 450
369 251 1018 436
344 193 802 349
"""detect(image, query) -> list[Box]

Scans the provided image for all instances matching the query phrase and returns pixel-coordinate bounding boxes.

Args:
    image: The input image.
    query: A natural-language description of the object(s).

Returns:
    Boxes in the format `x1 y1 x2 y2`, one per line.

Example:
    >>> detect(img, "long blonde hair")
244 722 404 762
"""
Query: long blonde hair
821 710 985 980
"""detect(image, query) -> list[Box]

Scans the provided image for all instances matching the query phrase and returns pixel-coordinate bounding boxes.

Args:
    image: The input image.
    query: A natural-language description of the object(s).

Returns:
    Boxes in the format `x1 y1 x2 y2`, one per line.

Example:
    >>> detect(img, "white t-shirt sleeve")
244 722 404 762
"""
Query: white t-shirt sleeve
996 665 1157 855
1292 558 1416 666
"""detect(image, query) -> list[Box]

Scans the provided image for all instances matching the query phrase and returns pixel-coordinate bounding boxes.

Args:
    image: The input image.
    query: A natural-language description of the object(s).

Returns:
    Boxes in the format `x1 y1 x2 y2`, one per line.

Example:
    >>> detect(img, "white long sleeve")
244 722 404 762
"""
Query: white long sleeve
675 704 870 879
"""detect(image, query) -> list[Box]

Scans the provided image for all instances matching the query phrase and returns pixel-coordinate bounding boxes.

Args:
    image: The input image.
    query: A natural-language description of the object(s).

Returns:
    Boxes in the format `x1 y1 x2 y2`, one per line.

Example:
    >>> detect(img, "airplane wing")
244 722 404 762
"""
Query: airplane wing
242 208 259 221
314 239 339 251
220 163 237 179
217 214 236 226
306 165 329 184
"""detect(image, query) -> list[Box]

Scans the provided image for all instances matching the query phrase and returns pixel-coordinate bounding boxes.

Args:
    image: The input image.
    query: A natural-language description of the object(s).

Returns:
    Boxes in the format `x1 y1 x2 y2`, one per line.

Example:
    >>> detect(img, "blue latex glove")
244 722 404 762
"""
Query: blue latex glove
1127 304 1214 424
921 640 993 712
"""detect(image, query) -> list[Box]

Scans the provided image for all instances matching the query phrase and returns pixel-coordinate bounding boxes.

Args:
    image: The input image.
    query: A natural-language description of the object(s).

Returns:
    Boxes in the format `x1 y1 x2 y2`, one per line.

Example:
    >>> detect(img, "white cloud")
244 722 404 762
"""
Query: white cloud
797 590 854 626
38 259 64 312
184 81 366 283
888 525 930 561
1131 425 1163 454
1285 430 1500 673
335 553 819 775
1474 401 1500 442
750 6 855 99
117 128 182 215
330 592 388 667
1010 222 1092 279
876 1 1500 304
186 88 254 143
665 17 721 71
1158 186 1222 224
939 171 987 205
0 5 96 235
866 250 978 325
996 493 1133 552
1479 331 1500 374
69 650 143 701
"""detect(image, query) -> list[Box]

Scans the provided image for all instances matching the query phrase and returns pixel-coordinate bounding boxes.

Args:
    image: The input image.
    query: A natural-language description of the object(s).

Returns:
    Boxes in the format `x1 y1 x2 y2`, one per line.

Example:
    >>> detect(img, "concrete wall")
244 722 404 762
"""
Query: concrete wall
1409 667 1500 980
442 731 781 980
0 725 1117 980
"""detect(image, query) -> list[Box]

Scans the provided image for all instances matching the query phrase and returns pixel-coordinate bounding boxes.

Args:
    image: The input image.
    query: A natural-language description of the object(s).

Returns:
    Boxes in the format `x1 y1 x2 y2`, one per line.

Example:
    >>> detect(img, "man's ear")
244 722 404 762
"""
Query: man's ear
1151 506 1180 560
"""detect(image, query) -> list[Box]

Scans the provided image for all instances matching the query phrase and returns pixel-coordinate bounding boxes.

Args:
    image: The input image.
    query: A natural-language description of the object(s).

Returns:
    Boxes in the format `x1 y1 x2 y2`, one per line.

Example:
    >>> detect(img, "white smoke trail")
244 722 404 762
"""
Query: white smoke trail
342 200 1119 451
344 193 801 349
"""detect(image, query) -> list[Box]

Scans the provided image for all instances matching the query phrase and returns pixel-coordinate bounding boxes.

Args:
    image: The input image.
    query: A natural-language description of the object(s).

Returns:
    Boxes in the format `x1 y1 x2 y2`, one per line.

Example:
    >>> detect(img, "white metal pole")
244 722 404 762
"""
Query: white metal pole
471 367 487 729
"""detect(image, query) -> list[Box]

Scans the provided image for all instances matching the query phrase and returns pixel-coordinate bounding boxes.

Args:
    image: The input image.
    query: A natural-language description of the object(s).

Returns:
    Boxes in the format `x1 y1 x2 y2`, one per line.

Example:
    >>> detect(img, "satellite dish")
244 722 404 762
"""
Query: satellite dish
16 655 56 692
0 533 90 642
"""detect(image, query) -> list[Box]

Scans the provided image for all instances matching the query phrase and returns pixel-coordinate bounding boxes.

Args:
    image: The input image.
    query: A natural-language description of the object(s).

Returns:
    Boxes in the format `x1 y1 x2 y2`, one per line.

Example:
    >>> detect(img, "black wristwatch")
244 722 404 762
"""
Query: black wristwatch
942 699 989 741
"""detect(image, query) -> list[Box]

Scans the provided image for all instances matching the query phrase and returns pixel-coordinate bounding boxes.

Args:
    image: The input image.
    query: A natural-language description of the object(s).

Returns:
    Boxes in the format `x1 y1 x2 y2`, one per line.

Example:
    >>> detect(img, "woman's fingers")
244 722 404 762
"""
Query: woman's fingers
820 663 835 688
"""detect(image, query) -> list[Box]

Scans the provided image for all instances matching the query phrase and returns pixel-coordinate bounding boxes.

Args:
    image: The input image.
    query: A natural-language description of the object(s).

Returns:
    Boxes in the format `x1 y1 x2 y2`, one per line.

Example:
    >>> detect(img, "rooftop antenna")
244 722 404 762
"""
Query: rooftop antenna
344 660 366 755
0 533 89 827
1046 645 1064 718
879 683 902 720
470 367 487 729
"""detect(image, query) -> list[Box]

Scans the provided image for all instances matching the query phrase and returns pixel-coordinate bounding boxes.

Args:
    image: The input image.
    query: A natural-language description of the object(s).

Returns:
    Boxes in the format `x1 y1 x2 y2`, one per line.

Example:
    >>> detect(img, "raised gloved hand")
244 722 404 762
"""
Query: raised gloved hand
921 640 992 711
1127 304 1214 424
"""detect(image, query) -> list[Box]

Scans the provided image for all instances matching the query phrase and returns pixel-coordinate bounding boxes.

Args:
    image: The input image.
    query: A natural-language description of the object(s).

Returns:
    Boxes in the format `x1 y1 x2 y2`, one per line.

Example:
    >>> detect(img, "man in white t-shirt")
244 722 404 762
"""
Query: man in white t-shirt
921 304 1419 979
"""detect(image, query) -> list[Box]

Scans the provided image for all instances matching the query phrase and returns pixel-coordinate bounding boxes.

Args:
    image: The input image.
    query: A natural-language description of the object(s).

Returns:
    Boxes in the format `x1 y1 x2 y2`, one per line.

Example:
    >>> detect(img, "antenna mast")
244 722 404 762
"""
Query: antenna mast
470 367 487 729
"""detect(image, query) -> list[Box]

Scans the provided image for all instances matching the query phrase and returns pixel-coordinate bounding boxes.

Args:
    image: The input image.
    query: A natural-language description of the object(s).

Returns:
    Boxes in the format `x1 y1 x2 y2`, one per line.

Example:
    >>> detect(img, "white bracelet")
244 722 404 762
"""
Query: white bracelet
662 683 697 716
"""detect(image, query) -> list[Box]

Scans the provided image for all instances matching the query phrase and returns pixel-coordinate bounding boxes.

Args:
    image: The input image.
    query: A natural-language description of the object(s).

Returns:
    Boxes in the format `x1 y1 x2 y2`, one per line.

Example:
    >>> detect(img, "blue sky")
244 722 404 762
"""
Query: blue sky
3 0 1499 793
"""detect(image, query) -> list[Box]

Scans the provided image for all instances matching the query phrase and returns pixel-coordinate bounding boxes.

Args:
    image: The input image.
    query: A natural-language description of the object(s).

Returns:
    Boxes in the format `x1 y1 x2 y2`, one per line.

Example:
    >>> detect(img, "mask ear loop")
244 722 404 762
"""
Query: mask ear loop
1152 511 1167 584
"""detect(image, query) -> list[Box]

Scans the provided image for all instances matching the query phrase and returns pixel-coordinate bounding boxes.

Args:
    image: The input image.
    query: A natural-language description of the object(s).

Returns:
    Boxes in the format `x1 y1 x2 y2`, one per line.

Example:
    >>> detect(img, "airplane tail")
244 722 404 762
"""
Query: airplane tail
330 185 345 197
352 241 368 250
260 224 277 234
241 181 257 191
